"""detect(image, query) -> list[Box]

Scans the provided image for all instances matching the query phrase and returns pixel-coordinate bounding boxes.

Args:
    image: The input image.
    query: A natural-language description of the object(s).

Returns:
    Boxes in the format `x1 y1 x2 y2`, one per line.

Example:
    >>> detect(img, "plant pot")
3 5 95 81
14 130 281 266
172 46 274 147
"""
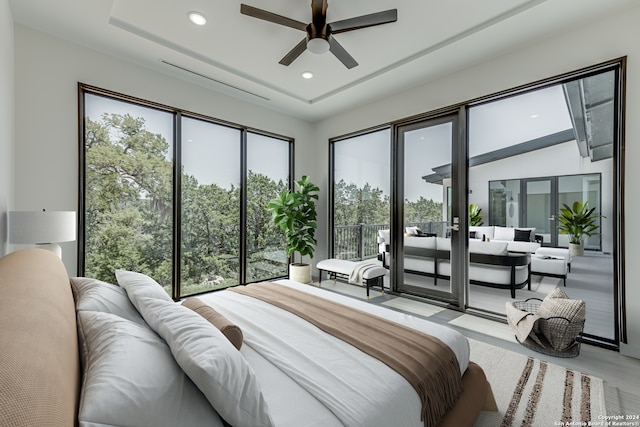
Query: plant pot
568 242 584 257
289 263 312 284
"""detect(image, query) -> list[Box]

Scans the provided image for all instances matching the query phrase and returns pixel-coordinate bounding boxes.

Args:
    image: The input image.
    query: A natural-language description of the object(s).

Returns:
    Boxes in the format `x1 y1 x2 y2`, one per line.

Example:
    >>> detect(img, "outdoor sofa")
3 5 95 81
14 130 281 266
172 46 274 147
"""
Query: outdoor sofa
379 232 531 298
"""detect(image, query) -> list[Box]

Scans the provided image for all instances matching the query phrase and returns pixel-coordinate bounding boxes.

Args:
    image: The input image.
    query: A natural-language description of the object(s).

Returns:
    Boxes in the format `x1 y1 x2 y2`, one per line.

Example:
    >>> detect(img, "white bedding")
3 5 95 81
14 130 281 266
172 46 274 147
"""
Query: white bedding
198 279 470 427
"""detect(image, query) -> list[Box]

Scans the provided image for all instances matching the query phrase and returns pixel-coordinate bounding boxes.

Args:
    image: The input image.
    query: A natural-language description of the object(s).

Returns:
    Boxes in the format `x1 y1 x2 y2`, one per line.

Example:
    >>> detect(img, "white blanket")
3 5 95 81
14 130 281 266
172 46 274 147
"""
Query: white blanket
348 260 380 284
198 280 469 427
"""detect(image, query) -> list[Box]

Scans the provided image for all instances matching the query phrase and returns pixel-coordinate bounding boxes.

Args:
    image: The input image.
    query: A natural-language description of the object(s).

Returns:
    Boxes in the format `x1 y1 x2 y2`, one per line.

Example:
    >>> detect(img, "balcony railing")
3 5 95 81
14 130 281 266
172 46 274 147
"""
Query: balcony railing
333 221 449 261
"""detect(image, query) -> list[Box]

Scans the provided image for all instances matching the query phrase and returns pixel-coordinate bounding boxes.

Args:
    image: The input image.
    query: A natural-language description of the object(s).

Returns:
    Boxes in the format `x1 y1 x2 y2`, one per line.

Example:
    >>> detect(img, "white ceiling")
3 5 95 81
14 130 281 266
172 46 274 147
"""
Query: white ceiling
9 0 635 122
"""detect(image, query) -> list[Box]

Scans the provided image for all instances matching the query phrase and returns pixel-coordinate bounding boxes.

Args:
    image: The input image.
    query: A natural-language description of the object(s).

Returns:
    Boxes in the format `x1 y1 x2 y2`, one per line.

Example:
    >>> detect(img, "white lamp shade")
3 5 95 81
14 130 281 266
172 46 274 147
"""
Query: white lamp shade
8 211 77 244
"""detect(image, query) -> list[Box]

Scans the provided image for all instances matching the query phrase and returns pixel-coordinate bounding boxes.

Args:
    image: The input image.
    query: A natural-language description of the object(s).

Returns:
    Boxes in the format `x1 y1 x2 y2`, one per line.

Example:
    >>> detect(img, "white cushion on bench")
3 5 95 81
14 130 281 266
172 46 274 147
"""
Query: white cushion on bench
317 259 386 279
531 254 567 275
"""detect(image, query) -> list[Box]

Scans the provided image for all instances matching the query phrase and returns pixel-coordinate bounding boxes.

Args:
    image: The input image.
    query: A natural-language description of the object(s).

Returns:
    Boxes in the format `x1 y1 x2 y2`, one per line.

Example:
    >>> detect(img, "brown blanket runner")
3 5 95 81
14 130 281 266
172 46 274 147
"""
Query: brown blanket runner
229 282 462 427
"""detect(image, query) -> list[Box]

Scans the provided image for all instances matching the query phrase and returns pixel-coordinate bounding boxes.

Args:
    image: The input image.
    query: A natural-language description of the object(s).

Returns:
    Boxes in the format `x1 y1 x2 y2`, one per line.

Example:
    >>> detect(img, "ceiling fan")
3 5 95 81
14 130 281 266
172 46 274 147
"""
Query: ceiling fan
240 1 397 69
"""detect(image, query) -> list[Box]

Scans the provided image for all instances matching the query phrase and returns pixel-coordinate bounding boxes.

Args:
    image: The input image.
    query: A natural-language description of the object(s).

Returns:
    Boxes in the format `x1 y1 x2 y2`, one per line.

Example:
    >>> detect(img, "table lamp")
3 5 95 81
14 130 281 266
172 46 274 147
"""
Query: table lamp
8 210 76 258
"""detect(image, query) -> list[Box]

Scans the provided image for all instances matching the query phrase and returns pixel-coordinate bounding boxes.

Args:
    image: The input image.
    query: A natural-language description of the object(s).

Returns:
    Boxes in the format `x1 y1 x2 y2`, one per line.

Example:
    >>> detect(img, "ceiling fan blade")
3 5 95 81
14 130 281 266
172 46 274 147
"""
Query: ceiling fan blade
328 36 358 69
329 9 398 34
279 38 308 66
240 4 307 31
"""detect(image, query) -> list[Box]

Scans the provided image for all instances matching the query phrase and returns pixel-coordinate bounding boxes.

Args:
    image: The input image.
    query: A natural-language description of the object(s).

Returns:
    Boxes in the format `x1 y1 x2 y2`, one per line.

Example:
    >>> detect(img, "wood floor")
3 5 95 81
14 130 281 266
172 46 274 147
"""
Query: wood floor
314 278 640 415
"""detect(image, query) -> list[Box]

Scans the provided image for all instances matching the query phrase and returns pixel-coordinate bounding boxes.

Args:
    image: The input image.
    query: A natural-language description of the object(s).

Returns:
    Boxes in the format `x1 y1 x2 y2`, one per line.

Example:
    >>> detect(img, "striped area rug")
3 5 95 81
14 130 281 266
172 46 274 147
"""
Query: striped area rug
470 339 607 426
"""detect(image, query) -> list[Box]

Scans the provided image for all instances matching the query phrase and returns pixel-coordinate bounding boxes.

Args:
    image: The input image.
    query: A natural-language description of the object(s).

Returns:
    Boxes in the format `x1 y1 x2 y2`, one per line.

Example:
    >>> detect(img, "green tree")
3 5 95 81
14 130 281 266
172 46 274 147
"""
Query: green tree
246 171 288 281
334 179 390 226
85 112 292 294
405 196 443 224
85 114 173 286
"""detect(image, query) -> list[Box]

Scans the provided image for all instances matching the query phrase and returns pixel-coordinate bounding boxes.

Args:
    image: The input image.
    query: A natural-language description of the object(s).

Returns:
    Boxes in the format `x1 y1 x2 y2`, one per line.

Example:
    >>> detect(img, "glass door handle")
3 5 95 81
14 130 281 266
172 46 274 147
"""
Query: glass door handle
548 215 556 221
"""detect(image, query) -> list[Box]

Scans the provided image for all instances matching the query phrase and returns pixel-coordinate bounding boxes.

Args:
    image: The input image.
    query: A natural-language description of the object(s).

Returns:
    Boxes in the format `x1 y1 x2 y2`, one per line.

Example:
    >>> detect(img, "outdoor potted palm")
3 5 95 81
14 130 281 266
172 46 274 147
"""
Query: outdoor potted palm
558 201 601 256
267 175 319 283
469 203 484 226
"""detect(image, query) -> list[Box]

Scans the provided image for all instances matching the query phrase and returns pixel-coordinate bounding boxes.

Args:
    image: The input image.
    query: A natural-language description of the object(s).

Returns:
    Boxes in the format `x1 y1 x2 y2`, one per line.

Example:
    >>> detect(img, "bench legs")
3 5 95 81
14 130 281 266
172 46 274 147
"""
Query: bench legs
318 268 384 301
365 276 384 301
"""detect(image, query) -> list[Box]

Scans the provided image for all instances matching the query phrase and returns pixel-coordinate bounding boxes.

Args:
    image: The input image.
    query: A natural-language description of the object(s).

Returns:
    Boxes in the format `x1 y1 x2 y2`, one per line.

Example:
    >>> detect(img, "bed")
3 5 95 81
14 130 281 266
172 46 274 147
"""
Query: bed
0 248 496 427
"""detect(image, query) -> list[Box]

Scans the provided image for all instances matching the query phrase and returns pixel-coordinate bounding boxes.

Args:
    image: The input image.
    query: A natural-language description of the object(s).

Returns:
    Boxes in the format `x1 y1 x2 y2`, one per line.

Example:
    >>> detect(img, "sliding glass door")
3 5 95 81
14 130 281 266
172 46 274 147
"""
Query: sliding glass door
328 60 623 348
394 113 462 304
524 178 557 247
467 67 618 344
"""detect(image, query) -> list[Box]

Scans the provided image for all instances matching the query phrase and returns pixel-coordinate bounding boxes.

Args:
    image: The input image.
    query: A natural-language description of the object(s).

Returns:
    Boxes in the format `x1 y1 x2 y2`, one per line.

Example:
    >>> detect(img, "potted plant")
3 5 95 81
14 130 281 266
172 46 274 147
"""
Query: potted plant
469 203 484 226
267 175 319 283
558 200 602 256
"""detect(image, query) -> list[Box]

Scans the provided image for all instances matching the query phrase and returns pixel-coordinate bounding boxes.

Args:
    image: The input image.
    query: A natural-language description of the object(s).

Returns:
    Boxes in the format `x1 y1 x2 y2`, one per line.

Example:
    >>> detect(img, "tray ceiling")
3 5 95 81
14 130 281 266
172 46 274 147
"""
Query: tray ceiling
9 0 635 121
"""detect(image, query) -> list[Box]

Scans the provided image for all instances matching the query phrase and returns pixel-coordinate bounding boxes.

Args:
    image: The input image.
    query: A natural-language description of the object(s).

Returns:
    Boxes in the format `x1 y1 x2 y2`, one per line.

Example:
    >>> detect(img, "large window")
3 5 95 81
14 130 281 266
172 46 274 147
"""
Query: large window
80 87 292 298
330 129 390 261
246 132 290 282
180 117 241 295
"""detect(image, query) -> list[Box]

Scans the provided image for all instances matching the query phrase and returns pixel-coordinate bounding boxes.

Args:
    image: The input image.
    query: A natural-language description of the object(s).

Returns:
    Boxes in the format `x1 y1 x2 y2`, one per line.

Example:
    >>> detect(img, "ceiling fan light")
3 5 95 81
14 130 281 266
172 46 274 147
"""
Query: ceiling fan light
187 11 207 26
307 38 330 54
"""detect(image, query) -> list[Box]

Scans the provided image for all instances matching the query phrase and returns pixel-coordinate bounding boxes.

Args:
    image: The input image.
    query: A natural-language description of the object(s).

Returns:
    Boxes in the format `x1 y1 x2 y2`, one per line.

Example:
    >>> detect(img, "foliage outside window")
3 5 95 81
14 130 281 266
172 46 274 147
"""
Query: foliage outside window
82 90 292 297
331 128 445 261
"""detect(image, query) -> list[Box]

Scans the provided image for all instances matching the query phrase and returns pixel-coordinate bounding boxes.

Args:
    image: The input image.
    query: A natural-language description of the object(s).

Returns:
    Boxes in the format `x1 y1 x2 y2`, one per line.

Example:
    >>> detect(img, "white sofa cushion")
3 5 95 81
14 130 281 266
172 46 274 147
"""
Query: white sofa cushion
468 264 529 285
436 237 451 251
404 257 436 274
469 240 509 255
405 235 437 249
469 226 494 240
405 226 420 235
506 241 541 253
493 226 515 241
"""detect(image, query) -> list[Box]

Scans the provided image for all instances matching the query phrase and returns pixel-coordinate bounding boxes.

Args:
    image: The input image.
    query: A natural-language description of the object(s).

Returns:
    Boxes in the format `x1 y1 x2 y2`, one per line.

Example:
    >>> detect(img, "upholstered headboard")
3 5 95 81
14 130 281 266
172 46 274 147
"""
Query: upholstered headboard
0 248 80 426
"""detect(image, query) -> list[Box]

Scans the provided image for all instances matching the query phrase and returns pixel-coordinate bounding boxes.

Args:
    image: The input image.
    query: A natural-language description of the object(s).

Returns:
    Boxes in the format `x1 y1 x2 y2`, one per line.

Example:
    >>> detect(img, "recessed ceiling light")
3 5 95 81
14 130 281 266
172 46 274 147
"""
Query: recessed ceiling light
530 114 540 118
187 11 207 26
301 71 314 79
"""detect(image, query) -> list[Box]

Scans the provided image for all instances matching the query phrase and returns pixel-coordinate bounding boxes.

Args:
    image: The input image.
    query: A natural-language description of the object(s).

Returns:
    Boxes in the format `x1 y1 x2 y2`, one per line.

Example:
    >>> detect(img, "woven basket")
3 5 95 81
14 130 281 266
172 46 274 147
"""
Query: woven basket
512 298 585 358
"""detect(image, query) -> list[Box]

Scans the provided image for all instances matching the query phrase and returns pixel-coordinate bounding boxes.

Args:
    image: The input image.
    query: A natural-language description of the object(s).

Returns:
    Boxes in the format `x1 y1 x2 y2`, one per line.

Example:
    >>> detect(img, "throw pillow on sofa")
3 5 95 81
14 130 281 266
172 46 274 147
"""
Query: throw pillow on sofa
514 229 532 242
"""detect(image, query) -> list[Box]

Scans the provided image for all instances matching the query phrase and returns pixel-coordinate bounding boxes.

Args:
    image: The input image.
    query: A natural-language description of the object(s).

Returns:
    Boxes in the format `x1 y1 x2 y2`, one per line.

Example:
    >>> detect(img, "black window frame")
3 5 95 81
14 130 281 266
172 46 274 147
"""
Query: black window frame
78 83 294 299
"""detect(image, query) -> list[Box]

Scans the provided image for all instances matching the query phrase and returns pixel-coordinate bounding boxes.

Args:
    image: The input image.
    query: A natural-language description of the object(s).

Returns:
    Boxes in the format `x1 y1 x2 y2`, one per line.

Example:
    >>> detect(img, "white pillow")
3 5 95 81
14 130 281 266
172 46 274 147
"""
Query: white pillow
77 311 223 427
405 226 420 235
469 226 494 240
134 296 274 427
493 226 515 241
70 277 146 325
436 237 451 251
378 229 390 244
115 270 173 313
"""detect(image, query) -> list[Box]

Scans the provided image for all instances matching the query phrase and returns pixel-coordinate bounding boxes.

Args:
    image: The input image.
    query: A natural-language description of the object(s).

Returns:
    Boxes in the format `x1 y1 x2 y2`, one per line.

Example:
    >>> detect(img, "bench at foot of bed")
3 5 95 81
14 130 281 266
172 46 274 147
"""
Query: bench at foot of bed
316 259 388 301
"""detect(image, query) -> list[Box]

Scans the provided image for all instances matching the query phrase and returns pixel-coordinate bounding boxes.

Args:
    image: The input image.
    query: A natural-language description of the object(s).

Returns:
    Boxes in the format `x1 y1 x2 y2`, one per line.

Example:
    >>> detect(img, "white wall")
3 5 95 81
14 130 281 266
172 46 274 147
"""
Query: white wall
468 141 614 254
315 4 640 355
0 0 14 257
13 24 313 275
